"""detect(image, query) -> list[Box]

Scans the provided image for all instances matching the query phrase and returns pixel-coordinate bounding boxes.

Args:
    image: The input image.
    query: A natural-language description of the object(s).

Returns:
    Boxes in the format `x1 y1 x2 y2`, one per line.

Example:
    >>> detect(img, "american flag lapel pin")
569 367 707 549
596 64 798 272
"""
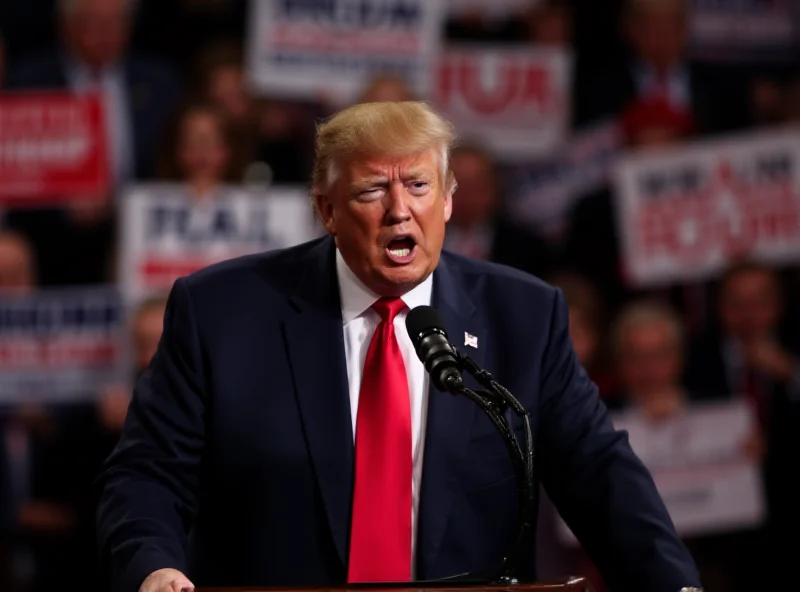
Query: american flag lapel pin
464 332 478 349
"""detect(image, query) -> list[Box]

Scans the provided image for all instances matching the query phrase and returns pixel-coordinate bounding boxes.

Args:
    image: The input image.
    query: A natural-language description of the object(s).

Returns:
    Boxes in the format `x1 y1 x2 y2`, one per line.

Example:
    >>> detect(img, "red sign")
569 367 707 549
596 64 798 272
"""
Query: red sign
0 91 110 206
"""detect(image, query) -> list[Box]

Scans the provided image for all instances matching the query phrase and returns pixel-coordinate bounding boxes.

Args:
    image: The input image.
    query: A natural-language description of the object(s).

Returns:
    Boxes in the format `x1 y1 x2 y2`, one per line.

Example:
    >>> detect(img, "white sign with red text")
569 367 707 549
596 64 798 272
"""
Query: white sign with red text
557 399 766 545
0 287 127 402
119 184 320 305
615 130 800 287
433 46 572 160
246 0 445 104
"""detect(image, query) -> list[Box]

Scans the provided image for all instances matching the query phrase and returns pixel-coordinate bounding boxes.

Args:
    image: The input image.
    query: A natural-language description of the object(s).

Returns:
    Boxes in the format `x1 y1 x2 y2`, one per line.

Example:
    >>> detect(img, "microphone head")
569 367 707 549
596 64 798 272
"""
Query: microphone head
405 305 448 349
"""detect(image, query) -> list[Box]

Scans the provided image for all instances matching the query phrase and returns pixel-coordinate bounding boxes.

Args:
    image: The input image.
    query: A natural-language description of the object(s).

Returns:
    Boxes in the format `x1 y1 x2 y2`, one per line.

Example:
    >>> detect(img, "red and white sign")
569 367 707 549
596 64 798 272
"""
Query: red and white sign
0 286 126 402
246 0 444 105
433 46 572 160
119 184 321 305
615 130 800 287
0 91 110 206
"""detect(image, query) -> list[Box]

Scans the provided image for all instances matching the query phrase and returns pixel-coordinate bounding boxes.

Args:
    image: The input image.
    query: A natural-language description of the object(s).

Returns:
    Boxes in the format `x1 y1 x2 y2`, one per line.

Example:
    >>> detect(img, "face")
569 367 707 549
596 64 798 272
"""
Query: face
719 270 781 343
569 308 598 367
448 151 496 228
62 0 130 70
132 305 165 373
316 149 452 297
627 7 686 71
178 110 230 185
0 237 35 292
209 65 251 124
617 319 682 398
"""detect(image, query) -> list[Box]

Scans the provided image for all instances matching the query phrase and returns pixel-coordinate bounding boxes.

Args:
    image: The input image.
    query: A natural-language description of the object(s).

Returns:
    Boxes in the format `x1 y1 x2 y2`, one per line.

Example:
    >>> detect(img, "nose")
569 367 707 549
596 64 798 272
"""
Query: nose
384 183 411 224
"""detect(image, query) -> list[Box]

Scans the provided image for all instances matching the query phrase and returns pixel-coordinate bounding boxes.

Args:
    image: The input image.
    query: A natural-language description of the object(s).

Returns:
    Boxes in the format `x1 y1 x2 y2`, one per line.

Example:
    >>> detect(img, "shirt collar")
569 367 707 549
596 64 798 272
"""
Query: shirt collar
335 248 433 324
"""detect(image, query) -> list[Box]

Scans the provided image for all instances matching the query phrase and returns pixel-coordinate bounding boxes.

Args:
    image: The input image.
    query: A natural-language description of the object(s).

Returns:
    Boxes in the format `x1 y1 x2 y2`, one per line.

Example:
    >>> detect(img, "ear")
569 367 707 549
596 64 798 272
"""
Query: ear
313 193 338 235
443 173 455 223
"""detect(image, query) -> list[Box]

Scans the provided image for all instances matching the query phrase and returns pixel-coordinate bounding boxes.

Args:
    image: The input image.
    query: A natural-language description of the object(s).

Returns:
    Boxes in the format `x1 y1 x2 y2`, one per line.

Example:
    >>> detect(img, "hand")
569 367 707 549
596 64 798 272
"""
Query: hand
139 568 194 592
744 339 797 383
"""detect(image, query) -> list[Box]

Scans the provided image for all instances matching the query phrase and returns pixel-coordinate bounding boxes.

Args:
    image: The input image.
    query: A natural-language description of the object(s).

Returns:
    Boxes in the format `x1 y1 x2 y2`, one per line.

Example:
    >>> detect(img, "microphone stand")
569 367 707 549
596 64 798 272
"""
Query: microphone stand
441 347 535 585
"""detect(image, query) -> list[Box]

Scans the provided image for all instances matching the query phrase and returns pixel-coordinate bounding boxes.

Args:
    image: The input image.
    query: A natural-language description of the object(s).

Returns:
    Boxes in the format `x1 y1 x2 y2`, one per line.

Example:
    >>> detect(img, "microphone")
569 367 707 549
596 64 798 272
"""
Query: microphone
405 306 463 392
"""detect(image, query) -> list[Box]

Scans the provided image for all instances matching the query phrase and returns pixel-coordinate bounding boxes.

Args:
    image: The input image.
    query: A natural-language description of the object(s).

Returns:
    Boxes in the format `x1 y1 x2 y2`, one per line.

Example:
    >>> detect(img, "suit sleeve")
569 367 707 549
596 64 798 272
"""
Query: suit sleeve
536 289 701 592
96 278 206 592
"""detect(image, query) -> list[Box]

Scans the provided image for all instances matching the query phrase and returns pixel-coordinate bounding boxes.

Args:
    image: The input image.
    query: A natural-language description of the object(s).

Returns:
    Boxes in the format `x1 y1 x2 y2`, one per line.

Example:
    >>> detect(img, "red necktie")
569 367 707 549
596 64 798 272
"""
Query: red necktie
348 297 412 583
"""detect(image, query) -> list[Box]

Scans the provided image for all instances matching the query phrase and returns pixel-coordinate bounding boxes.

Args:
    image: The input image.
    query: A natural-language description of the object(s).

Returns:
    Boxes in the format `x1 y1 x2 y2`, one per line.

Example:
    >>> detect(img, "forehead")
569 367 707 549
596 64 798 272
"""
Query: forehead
342 149 440 182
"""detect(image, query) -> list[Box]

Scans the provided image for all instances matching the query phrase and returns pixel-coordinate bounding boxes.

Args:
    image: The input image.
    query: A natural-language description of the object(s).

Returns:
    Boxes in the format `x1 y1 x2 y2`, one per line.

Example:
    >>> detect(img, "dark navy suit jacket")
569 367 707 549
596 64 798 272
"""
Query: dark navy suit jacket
96 237 700 592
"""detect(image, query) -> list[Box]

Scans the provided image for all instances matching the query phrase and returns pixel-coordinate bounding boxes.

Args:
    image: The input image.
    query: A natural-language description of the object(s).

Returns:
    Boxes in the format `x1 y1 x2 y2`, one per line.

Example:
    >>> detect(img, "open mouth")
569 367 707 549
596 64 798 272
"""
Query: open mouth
385 236 417 264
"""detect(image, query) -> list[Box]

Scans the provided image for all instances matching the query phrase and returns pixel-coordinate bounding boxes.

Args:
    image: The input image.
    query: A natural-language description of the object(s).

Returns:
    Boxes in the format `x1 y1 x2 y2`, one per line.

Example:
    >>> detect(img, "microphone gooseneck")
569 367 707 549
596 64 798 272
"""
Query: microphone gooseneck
405 305 535 586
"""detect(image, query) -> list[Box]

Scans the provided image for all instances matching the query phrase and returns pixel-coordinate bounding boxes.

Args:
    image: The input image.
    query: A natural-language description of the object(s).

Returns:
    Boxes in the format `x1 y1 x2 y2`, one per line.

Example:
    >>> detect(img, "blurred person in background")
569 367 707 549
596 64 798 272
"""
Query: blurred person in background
615 298 767 592
566 94 693 319
576 0 749 134
613 300 689 421
6 0 179 185
4 0 179 286
445 142 553 278
356 73 416 104
193 40 312 185
157 100 245 198
548 271 619 403
684 261 800 589
0 231 86 592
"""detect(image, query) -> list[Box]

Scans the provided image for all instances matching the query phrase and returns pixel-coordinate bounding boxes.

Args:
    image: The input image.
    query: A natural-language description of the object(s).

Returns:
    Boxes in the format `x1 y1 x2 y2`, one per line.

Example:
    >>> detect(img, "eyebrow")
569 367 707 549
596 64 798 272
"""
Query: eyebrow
350 170 434 191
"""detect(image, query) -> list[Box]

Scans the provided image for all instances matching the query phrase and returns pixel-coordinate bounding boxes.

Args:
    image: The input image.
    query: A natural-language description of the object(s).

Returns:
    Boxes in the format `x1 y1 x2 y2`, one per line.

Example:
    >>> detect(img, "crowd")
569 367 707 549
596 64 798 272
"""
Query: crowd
0 0 799 591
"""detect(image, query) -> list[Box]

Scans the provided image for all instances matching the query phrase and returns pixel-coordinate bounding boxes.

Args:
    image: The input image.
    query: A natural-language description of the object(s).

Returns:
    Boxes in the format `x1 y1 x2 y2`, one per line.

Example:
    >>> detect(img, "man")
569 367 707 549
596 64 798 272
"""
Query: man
4 0 178 286
575 0 748 135
445 143 552 279
684 262 800 588
6 0 178 184
96 102 701 592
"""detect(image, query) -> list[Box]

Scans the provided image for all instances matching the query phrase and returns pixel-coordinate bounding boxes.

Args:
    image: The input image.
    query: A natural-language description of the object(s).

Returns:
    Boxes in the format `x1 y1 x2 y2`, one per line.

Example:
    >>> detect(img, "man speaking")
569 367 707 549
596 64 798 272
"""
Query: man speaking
96 102 701 592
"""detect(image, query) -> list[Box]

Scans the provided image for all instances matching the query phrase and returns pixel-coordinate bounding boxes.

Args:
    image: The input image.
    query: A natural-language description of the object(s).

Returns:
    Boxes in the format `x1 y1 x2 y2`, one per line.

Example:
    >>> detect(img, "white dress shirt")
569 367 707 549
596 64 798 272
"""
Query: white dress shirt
335 248 431 573
65 58 134 188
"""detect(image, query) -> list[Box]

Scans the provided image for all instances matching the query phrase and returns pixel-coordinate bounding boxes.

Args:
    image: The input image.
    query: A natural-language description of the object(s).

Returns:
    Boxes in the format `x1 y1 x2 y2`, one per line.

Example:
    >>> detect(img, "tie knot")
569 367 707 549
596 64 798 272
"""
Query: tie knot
372 297 406 323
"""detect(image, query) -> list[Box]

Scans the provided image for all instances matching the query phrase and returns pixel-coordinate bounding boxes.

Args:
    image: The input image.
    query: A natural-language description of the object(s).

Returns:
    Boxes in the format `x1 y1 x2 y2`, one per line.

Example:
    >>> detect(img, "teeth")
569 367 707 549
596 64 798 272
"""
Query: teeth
389 248 411 257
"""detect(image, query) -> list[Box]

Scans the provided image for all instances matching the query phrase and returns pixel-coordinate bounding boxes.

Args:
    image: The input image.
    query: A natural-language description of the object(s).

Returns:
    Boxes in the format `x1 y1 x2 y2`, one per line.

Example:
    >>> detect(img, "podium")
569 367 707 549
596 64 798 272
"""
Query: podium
196 578 592 592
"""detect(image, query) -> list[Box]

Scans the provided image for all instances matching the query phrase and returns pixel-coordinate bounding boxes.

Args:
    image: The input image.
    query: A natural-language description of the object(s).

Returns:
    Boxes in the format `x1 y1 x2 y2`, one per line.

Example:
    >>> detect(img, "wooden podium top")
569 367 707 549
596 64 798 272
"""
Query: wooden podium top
197 577 590 592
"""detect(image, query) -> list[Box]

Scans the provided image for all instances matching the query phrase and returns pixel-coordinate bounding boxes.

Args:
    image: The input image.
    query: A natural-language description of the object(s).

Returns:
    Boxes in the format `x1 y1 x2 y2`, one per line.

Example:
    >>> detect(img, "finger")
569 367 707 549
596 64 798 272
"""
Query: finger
170 578 194 592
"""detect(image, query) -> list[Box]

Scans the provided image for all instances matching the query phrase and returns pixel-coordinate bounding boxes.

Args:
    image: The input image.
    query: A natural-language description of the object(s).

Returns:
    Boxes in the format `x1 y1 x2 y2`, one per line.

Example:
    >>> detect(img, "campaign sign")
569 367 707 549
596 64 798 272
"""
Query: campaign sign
615 130 800 287
0 92 109 205
504 120 622 243
689 0 800 63
247 0 444 104
119 184 320 304
557 399 766 545
0 287 126 402
433 46 572 161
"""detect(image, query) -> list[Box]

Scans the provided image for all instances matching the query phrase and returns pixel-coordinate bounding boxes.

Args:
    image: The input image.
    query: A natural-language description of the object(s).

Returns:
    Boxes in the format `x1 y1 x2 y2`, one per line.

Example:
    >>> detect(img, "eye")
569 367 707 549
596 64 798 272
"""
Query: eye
357 188 384 201
407 181 430 195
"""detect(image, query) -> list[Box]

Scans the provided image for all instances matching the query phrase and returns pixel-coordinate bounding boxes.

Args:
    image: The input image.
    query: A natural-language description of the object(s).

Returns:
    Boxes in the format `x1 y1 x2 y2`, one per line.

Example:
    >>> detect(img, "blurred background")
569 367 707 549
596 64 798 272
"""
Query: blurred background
0 0 799 591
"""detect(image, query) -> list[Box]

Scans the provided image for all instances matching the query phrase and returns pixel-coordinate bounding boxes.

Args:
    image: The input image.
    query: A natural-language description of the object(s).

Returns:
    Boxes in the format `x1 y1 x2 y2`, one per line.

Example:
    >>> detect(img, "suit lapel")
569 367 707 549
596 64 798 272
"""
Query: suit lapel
417 255 486 577
282 237 353 570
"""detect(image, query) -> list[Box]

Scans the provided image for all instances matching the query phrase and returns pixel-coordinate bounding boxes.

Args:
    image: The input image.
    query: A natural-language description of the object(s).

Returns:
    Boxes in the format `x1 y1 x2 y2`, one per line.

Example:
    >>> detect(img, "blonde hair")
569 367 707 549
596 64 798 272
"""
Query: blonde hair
611 300 684 358
311 101 457 197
